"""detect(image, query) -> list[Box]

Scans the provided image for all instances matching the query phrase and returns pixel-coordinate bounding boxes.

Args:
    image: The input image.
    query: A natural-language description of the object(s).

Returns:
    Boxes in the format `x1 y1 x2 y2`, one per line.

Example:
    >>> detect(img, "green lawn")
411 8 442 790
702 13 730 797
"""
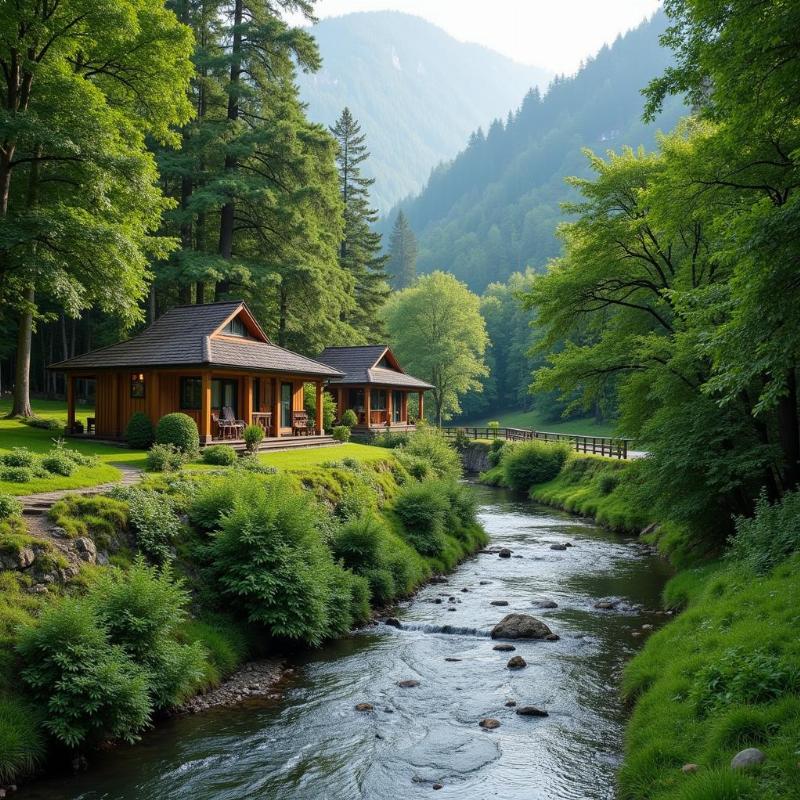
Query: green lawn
459 407 620 437
256 442 391 470
0 399 148 495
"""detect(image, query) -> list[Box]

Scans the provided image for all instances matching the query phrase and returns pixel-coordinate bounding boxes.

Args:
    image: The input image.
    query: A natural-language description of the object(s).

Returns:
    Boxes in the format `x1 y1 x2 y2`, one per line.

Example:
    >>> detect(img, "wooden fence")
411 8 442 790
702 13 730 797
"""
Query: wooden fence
441 426 631 459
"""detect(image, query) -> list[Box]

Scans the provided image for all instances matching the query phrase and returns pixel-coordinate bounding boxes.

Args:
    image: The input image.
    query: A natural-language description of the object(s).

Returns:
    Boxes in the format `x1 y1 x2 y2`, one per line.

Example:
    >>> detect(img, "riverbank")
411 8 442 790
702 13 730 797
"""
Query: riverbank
478 442 800 799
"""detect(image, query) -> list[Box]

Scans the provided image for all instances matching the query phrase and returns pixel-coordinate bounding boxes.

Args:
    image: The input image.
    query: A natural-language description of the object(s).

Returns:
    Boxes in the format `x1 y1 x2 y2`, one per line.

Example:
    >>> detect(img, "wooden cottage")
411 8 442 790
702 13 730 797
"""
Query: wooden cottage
317 345 432 432
50 301 343 444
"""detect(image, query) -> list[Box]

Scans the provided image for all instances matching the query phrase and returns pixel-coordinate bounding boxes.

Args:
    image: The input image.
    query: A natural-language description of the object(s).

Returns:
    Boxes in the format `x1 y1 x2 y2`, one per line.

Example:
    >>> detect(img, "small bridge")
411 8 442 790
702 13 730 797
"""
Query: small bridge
441 426 633 459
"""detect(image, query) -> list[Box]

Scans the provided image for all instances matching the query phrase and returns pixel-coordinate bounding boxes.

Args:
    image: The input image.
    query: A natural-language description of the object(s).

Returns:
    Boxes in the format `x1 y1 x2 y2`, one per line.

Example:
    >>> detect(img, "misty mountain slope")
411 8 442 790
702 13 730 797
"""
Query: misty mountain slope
387 12 686 292
297 11 550 211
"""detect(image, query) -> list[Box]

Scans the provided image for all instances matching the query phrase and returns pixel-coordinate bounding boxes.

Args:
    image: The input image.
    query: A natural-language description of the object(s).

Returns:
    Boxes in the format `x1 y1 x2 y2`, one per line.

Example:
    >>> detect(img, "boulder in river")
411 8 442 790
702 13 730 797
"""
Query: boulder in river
493 643 516 652
479 580 492 585
507 655 527 669
433 783 443 790
490 600 509 606
398 679 420 688
593 600 618 610
384 618 401 628
444 657 461 662
731 748 765 770
532 599 558 609
550 544 567 551
491 613 553 640
430 575 449 584
355 703 374 712
498 548 512 558
504 700 517 707
479 718 501 729
516 706 549 717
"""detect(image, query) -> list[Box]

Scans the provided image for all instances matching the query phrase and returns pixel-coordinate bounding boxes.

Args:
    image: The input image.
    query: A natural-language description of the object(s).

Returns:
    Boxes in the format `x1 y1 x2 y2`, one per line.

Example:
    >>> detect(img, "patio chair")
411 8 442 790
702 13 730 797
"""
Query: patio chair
212 411 235 440
292 410 311 436
222 406 246 438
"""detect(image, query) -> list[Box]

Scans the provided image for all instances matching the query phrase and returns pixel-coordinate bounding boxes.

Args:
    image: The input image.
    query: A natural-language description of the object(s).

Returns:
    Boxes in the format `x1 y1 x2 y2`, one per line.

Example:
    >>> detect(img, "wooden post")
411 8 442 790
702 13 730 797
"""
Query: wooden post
272 377 281 437
386 388 393 427
365 385 372 429
66 374 75 433
200 372 212 443
243 375 253 427
315 381 324 434
111 372 120 438
418 391 424 422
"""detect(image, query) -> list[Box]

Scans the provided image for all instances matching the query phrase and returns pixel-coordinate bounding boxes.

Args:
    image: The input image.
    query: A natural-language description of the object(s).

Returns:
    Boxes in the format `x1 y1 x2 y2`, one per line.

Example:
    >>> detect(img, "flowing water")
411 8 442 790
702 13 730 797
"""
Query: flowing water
21 483 671 800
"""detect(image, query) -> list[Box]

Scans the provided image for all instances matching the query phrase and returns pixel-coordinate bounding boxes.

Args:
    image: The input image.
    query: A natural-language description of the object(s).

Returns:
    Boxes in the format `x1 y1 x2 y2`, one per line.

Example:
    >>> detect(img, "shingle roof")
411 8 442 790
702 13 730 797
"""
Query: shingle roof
49 301 343 379
318 346 433 390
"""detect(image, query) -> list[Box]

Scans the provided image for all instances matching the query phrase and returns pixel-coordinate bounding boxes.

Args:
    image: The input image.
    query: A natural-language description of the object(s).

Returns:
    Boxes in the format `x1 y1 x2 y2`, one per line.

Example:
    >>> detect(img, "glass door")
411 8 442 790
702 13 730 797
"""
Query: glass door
392 391 403 423
212 379 238 416
281 382 292 428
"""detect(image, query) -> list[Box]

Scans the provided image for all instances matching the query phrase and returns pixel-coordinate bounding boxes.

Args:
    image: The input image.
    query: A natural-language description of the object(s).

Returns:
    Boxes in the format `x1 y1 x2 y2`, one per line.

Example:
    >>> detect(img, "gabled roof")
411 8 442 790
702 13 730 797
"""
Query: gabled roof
50 301 343 379
318 345 433 390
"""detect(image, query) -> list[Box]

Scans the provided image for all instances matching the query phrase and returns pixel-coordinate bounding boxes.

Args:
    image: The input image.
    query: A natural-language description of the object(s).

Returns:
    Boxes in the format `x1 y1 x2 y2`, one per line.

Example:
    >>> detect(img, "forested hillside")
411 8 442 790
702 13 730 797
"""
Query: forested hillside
391 12 685 292
297 12 549 211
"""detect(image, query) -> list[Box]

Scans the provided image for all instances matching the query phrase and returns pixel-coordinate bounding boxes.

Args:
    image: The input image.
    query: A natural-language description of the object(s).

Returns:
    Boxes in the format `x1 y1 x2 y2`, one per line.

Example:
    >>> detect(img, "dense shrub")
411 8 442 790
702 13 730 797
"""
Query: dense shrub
40 451 75 477
188 472 265 531
303 384 335 431
393 480 449 556
487 439 508 467
400 428 462 480
502 441 570 491
243 423 263 454
332 425 351 443
16 599 152 747
110 487 180 564
728 489 800 574
0 467 33 483
0 495 22 520
1 448 36 468
21 416 61 430
332 514 385 572
364 567 396 605
155 413 199 456
0 695 45 783
597 472 620 496
324 566 371 637
373 430 410 449
201 444 238 466
396 452 433 481
178 613 252 684
146 443 186 473
125 412 155 449
340 409 358 428
440 481 478 531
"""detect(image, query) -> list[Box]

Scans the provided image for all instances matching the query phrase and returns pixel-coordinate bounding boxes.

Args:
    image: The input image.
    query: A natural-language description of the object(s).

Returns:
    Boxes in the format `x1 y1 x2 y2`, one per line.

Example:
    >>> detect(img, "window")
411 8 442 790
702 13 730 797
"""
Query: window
281 383 292 428
130 373 145 399
370 389 386 410
212 378 237 414
348 388 365 411
180 377 202 410
252 378 260 412
222 317 247 337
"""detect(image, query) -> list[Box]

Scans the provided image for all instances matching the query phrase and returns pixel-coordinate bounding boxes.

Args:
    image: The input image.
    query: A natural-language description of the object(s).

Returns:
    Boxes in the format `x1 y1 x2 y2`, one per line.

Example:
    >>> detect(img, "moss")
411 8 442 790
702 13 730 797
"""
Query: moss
48 494 129 548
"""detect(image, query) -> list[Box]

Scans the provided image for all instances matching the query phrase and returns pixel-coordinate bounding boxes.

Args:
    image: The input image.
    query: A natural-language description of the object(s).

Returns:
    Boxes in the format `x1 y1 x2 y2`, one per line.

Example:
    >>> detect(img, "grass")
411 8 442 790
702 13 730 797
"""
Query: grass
459 407 619 437
619 556 800 800
257 442 393 470
0 399 148 494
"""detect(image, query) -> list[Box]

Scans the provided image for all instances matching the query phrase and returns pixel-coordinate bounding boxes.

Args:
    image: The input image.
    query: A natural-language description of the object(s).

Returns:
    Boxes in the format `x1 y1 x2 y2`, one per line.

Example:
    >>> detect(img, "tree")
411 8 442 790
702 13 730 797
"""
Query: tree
383 271 488 425
330 107 389 339
387 210 418 289
0 0 194 417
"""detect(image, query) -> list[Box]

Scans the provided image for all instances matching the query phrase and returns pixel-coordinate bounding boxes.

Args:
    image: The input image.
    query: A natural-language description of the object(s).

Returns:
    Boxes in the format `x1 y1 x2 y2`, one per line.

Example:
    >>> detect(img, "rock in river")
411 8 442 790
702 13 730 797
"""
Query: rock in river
532 599 558 609
490 600 509 606
355 703 374 712
398 679 420 688
498 548 512 558
550 544 567 551
493 643 516 652
491 613 553 640
479 718 501 729
507 655 527 669
384 617 401 628
516 706 549 717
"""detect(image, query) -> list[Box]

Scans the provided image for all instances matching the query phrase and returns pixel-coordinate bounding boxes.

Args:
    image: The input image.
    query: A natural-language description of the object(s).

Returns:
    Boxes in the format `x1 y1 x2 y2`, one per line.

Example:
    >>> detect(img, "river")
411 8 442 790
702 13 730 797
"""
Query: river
21 483 671 800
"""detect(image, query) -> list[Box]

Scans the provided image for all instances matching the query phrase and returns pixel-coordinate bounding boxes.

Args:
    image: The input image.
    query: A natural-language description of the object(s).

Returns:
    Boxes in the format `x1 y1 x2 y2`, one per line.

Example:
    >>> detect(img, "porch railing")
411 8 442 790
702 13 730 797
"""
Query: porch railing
441 426 632 459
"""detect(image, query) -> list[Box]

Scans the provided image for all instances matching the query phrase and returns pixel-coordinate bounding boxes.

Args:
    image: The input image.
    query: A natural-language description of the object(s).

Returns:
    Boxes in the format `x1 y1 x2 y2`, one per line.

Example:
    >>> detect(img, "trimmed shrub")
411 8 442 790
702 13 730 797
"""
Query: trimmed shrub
394 480 448 556
146 443 186 473
0 695 46 783
1 448 36 468
40 451 76 477
155 413 199 456
303 384 335 431
0 495 22 520
125 412 155 449
0 467 33 484
243 423 264 454
502 441 570 491
16 599 152 747
341 409 358 428
332 425 351 443
201 444 238 466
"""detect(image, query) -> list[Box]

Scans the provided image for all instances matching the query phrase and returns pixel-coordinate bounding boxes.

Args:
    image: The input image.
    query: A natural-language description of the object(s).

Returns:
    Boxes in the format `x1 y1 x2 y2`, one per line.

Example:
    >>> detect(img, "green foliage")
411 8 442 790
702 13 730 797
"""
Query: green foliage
155 413 199 456
188 473 265 532
387 208 417 289
243 424 264 454
0 495 22 520
598 472 619 496
399 426 462 480
332 425 351 443
383 271 488 424
21 416 61 430
304 384 335 431
341 409 358 428
487 438 508 467
332 514 385 573
48 494 128 543
728 490 800 575
395 452 433 481
393 481 448 556
373 430 410 449
201 445 238 466
502 441 570 491
146 443 186 473
40 451 75 477
110 487 180 564
1 448 36 468
0 695 46 783
125 412 155 449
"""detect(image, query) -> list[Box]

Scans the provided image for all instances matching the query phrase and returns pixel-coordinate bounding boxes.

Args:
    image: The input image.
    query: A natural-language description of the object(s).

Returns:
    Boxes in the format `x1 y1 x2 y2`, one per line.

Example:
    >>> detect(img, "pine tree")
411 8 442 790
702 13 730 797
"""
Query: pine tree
330 107 389 340
387 210 418 289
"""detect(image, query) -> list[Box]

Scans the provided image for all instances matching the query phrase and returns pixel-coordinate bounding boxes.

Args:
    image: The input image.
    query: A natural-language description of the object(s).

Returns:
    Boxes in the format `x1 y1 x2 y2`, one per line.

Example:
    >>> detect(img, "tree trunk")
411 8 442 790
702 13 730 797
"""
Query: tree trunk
777 368 800 491
9 286 34 417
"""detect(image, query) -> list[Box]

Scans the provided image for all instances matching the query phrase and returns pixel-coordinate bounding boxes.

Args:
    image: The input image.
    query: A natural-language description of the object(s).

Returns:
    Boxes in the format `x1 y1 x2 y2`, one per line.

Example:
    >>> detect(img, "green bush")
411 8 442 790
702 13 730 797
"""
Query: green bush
597 472 620 496
21 416 61 430
332 425 351 443
502 440 570 491
155 412 199 456
201 444 238 466
373 430 410 449
0 467 33 483
40 450 76 477
178 614 251 684
146 443 186 473
0 695 46 783
440 481 478 531
1 448 36 468
125 412 155 449
205 475 342 645
324 566 371 637
236 455 277 474
17 599 152 747
341 409 358 428
188 472 265 531
334 476 377 520
393 480 449 556
364 567 396 605
303 384 335 431
110 487 180 564
487 439 507 467
0 495 22 520
401 427 462 480
332 514 386 572
728 489 800 574
243 423 264 454
396 452 433 481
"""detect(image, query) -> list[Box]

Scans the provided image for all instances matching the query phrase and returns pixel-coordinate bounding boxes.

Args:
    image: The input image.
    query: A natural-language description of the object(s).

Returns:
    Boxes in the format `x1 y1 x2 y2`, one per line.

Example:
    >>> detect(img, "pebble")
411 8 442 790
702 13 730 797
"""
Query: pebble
493 643 516 652
433 783 443 790
479 580 492 585
479 718 501 729
460 587 469 593
355 703 374 712
398 679 420 688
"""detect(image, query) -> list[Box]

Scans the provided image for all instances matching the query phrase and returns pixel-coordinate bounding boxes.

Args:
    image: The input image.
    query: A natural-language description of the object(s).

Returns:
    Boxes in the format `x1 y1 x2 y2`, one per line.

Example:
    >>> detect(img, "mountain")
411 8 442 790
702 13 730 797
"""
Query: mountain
297 12 550 212
387 13 686 292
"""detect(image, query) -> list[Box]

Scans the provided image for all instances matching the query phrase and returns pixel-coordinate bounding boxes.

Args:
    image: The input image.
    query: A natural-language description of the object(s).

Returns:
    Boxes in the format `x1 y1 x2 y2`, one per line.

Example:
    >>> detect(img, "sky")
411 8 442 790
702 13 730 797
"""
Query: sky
295 0 663 74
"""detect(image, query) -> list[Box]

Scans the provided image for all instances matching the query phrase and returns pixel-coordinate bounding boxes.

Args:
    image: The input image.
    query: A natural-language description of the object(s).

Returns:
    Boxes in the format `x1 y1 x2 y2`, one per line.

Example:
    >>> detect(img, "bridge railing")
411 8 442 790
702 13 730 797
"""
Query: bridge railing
441 426 631 459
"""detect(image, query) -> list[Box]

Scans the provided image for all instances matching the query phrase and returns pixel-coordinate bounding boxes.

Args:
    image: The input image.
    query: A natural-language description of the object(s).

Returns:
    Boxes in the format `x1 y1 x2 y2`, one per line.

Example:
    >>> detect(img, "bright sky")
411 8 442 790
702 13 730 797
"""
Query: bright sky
299 0 663 74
